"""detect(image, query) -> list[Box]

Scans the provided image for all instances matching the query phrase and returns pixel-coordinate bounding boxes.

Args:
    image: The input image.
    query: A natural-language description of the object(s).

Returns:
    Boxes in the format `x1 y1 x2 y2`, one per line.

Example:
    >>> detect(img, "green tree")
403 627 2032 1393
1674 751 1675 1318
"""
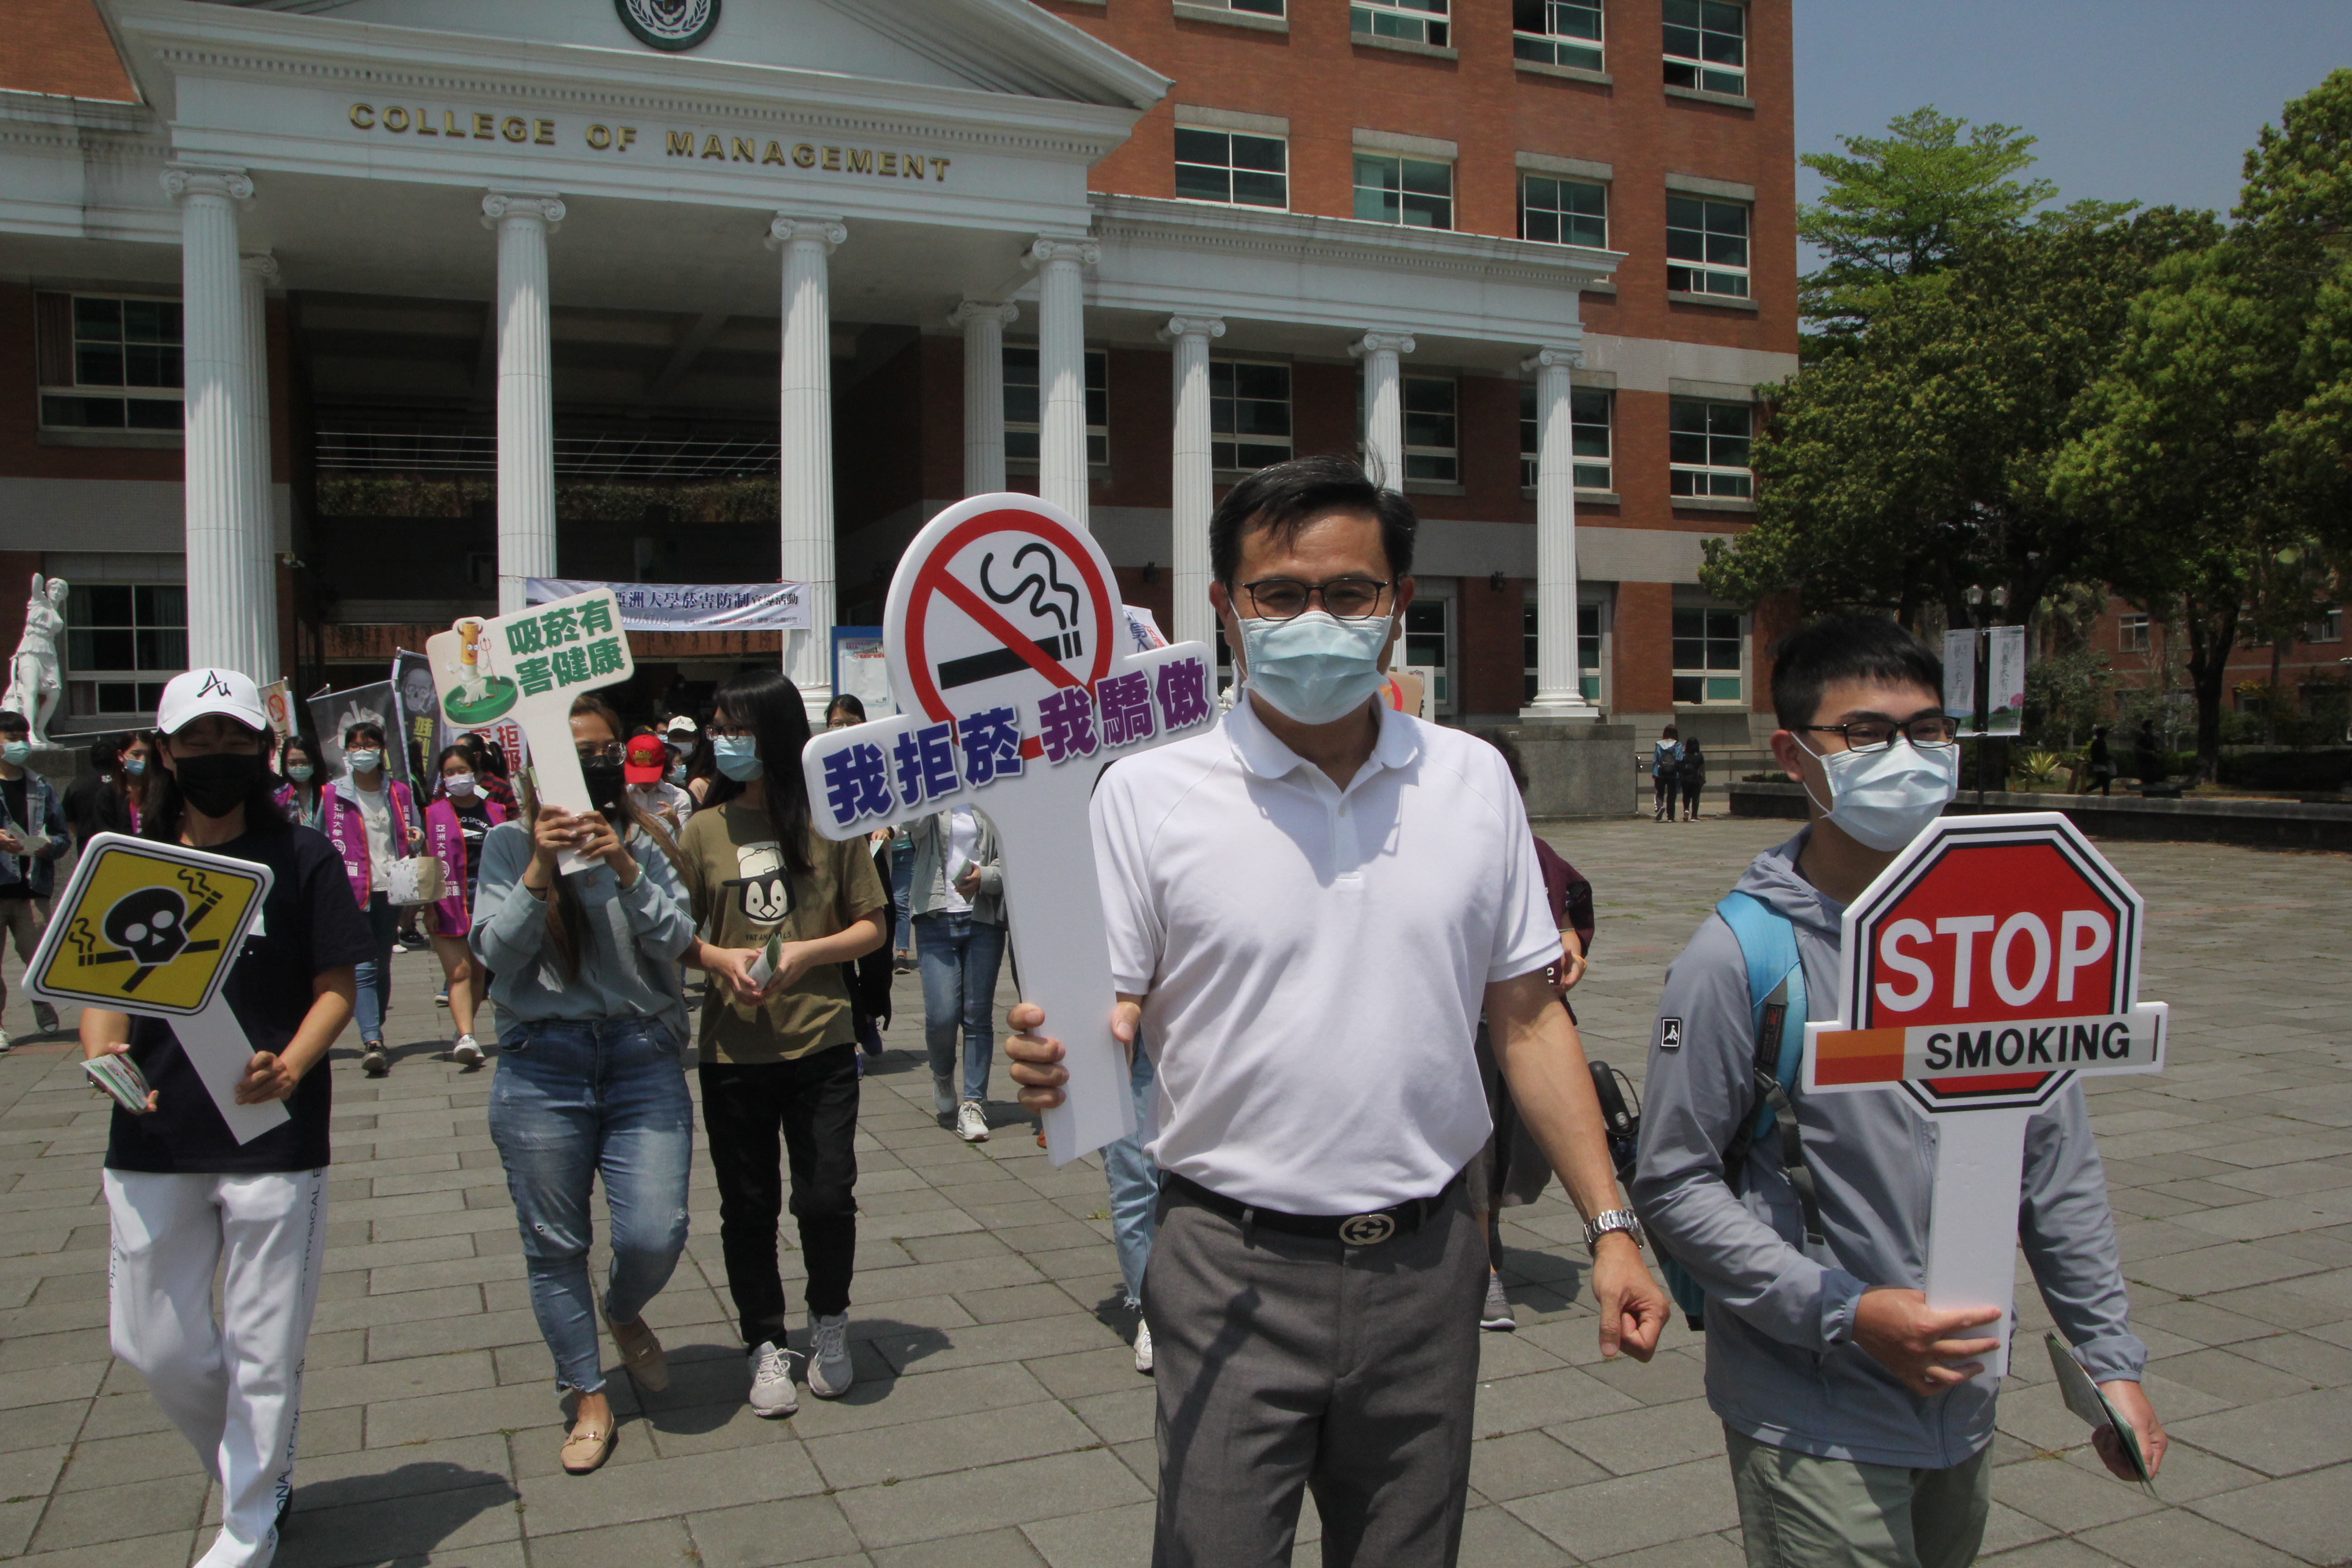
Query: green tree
1705 206 2218 627
1798 107 2057 340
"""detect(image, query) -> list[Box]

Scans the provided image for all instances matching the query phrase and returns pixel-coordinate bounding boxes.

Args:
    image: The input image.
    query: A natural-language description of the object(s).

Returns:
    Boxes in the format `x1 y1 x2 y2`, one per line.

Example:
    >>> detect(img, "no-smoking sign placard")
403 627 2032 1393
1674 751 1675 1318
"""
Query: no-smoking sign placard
1803 813 2169 1378
803 494 1220 1164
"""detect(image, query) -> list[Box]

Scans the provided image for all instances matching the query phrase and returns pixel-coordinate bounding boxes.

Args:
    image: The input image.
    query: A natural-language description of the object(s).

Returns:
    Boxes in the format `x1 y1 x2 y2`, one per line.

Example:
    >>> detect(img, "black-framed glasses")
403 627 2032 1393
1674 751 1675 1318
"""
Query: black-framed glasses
1796 715 1961 753
1236 576 1393 622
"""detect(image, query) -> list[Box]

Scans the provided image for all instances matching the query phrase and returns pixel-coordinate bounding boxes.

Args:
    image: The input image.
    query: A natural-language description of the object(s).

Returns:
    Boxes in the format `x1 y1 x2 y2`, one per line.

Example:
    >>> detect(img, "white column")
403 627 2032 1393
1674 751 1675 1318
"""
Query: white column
950 300 1018 496
239 252 280 684
1523 346 1599 720
164 164 259 676
1159 314 1225 651
482 192 565 617
1024 235 1099 527
1350 331 1416 493
770 215 848 718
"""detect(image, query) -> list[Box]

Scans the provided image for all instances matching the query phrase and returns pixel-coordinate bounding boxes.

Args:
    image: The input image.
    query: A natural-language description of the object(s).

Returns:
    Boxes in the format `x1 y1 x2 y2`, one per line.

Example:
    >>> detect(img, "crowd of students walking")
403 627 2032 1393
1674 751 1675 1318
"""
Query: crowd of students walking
51 459 2169 1568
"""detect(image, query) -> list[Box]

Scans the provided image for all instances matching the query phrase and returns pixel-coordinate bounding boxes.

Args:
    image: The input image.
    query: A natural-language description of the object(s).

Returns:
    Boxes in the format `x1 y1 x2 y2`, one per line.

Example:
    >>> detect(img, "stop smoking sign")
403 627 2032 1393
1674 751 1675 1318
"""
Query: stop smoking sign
1802 813 2169 1378
803 494 1219 1164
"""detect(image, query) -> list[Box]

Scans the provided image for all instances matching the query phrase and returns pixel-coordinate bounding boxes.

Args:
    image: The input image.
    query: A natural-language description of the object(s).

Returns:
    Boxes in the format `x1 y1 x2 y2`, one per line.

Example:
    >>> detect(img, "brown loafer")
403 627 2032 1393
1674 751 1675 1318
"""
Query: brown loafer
560 1413 615 1475
608 1317 670 1394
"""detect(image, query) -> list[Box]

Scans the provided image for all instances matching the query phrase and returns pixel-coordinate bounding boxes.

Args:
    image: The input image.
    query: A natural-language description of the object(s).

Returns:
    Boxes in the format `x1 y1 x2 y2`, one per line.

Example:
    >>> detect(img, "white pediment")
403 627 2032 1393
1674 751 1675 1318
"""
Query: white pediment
199 0 1167 108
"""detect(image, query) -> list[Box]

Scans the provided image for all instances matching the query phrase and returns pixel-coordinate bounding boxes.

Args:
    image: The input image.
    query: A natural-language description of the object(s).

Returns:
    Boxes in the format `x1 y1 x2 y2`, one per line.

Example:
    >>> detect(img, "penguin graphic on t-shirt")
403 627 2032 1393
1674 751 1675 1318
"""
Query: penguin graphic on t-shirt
725 842 791 926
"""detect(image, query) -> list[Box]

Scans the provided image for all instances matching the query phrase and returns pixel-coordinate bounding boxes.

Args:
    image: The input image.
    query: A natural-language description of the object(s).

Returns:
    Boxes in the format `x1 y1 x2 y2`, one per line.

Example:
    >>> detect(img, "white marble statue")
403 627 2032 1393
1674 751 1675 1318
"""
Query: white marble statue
2 574 67 746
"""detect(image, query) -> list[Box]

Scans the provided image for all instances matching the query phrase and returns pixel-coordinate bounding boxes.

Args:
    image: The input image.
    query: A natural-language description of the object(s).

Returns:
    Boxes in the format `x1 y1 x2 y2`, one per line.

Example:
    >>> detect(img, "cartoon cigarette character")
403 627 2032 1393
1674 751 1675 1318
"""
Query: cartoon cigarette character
455 617 490 702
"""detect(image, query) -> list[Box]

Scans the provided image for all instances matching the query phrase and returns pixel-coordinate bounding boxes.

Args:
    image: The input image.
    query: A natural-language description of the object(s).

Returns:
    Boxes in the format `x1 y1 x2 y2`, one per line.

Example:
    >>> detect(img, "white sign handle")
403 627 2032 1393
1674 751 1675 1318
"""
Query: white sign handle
173 990 289 1144
978 768 1134 1163
1923 1104 2033 1381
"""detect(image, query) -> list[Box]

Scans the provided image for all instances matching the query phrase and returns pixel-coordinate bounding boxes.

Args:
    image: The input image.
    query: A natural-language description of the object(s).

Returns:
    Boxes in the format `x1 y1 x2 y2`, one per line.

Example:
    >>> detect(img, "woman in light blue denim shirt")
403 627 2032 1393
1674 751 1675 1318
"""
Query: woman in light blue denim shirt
470 695 699 1475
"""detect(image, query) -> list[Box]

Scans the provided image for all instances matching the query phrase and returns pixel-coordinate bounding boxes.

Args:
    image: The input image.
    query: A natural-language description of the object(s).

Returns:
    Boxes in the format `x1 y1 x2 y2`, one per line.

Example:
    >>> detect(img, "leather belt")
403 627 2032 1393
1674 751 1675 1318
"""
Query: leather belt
1166 1171 1458 1247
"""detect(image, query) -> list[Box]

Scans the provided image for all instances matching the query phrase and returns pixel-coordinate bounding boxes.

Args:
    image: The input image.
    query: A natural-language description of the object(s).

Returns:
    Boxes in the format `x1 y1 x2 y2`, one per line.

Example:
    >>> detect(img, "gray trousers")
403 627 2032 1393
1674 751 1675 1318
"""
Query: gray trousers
1727 1426 1992 1568
1143 1177 1485 1568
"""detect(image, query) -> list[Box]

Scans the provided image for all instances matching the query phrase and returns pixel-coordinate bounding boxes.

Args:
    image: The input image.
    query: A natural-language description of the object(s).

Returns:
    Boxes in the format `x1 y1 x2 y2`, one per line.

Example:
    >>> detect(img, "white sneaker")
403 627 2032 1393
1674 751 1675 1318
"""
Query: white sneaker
0 1029 10 1057
747 1339 797 1418
451 1034 484 1068
806 1312 853 1398
1133 1318 1155 1376
956 1100 990 1142
932 1073 956 1118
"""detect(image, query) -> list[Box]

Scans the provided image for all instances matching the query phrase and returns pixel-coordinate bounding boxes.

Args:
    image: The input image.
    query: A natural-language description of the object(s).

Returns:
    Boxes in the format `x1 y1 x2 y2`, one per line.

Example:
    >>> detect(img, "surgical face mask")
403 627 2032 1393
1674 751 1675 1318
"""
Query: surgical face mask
176 751 265 818
124 755 147 777
345 749 383 775
581 758 628 816
286 763 314 783
713 735 764 781
444 772 476 797
0 741 28 766
1799 736 1960 852
1238 610 1394 726
666 763 688 787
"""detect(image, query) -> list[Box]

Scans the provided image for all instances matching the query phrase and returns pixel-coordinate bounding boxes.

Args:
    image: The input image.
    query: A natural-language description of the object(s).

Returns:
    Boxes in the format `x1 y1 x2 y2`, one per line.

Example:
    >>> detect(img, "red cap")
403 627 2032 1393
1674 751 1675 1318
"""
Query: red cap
625 733 668 784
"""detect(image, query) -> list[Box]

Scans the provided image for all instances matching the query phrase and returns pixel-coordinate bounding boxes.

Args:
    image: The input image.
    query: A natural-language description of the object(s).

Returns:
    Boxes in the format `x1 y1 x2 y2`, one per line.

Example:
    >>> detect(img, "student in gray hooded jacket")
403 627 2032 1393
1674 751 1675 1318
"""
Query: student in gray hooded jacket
1632 616 2164 1568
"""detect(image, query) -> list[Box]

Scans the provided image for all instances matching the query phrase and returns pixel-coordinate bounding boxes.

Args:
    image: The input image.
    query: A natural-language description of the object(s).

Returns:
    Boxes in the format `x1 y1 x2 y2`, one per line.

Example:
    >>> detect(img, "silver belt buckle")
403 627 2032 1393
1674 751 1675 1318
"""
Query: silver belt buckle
1338 1211 1397 1246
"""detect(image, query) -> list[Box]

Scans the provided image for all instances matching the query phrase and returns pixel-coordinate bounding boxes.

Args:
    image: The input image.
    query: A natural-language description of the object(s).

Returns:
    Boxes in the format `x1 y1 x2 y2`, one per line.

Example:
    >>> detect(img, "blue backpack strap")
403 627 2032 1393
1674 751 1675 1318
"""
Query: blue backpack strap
1712 892 1823 1246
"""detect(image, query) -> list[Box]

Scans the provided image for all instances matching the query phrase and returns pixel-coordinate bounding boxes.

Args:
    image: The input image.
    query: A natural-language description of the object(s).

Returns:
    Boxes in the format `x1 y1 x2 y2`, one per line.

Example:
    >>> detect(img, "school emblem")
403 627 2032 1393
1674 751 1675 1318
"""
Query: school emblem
1659 1017 1684 1050
616 0 719 51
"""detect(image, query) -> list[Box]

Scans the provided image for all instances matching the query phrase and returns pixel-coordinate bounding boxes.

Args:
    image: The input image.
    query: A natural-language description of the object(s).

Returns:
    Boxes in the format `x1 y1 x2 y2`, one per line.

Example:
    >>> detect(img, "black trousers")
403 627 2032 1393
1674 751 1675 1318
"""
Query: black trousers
697 1044 860 1346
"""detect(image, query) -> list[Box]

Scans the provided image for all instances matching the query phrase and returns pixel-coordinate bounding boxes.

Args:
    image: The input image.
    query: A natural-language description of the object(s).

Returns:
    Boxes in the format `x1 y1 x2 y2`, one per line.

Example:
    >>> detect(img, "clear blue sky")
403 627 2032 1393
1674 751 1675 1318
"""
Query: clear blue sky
1793 0 2352 224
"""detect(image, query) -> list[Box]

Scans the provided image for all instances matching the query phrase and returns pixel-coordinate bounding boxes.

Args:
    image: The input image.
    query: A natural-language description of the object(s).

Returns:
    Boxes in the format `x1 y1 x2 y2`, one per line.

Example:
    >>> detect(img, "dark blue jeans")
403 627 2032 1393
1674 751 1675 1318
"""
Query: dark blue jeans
914 911 1006 1103
486 1016 693 1393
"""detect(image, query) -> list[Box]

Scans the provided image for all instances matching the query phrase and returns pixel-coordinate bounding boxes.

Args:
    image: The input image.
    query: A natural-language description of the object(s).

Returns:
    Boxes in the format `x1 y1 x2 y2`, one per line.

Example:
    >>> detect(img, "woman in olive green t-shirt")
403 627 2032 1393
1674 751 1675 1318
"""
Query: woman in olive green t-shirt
677 669 887 1418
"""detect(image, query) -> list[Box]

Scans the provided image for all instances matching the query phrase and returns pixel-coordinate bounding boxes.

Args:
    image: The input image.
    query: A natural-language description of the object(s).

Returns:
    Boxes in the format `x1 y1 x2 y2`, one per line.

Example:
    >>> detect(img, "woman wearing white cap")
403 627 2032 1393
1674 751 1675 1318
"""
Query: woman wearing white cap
81 667 375 1568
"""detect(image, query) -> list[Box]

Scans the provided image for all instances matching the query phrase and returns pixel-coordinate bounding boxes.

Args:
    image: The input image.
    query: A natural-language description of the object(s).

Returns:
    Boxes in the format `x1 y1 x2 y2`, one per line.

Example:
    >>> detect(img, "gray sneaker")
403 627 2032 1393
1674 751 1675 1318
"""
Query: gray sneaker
1480 1272 1515 1331
932 1073 956 1120
747 1339 797 1418
32 1002 58 1035
806 1312 853 1398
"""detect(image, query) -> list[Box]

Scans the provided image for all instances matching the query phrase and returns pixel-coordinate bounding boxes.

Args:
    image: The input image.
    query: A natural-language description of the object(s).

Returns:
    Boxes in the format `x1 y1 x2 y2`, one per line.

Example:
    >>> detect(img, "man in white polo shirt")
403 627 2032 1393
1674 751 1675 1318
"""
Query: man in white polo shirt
1008 455 1668 1568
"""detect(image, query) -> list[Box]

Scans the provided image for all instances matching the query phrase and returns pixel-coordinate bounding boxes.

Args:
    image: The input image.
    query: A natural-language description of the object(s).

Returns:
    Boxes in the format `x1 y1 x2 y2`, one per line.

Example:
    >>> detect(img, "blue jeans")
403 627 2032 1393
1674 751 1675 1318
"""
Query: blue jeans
889 846 915 953
1104 1040 1160 1308
353 892 398 1044
486 1016 693 1393
914 911 1006 1103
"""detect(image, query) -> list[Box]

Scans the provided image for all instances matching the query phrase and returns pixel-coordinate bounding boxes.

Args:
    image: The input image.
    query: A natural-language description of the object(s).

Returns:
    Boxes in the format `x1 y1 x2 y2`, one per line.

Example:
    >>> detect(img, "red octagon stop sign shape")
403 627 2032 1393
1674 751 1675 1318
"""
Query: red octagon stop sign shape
1803 814 2166 1114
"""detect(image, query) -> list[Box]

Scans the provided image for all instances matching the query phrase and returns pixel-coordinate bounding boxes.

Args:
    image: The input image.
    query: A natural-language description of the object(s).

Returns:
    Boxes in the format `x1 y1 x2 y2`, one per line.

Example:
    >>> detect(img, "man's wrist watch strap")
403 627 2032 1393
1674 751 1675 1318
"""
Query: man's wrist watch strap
1584 1207 1644 1252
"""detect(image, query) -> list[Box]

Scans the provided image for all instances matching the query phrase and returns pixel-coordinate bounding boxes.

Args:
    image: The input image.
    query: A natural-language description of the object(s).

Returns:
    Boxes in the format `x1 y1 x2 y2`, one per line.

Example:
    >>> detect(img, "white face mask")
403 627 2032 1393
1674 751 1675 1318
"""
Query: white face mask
1799 736 1960 851
444 772 476 797
1238 610 1394 726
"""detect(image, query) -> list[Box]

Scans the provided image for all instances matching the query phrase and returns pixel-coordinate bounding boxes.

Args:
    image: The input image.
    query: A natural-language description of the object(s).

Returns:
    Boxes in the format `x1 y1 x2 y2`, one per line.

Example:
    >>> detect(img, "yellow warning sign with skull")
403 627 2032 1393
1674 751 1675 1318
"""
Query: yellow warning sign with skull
26 833 272 1017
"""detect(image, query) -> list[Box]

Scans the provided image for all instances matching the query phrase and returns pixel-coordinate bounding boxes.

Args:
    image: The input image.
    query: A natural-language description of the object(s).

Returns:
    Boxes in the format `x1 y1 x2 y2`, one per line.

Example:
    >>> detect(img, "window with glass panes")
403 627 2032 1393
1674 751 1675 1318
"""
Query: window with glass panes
1520 175 1606 248
1519 384 1613 490
1663 0 1746 95
1210 361 1292 470
2119 613 2151 653
2308 606 2343 644
1666 196 1749 298
1513 0 1602 70
38 295 185 431
65 582 187 715
1405 598 1450 710
1673 608 1742 704
1190 0 1284 15
1353 153 1453 229
1004 347 1107 465
1402 377 1458 483
1669 400 1753 498
1523 599 1603 704
1174 127 1288 210
1352 0 1448 48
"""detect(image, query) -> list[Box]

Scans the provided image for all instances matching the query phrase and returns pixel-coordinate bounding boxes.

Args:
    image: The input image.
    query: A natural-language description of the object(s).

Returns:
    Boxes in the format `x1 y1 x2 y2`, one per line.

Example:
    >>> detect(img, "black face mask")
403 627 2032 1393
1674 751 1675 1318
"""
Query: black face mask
581 759 628 818
175 751 265 819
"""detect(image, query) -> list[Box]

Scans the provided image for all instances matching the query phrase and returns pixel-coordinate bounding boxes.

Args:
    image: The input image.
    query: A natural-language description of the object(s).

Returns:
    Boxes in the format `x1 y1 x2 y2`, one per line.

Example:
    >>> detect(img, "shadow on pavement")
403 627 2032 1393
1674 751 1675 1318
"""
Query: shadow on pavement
279 1460 515 1568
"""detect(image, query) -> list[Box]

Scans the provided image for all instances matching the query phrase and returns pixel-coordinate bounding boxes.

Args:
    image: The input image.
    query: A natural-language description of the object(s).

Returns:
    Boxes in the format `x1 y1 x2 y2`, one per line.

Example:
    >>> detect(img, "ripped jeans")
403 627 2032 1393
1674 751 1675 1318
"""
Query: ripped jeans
486 1016 693 1393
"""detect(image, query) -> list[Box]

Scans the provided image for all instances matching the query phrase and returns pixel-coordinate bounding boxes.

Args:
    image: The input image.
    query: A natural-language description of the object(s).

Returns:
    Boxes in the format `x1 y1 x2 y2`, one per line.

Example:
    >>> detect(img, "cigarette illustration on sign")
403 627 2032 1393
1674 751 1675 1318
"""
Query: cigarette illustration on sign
802 494 1220 1165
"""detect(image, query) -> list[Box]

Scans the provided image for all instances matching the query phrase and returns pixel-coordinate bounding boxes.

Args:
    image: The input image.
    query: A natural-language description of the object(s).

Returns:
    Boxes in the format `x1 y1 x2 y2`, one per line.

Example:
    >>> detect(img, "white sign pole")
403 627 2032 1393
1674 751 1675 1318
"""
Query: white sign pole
1921 1106 2033 1380
803 494 1220 1165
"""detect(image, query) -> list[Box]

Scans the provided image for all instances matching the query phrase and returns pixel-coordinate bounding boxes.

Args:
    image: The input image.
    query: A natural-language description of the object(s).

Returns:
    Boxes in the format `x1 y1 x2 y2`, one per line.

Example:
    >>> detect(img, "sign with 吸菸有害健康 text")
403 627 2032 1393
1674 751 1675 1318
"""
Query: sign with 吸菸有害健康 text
425 588 633 872
1802 813 2167 1378
802 495 1219 1165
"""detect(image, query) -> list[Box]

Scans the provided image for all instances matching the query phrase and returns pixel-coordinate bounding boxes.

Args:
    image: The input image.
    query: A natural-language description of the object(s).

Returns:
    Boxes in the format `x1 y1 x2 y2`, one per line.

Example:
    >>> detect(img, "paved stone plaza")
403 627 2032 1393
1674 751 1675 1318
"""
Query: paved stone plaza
0 817 2346 1568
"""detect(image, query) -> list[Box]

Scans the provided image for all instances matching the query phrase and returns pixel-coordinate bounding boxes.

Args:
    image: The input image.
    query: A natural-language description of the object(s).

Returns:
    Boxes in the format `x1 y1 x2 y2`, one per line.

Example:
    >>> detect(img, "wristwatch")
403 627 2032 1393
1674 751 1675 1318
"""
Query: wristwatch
1583 1208 1644 1253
